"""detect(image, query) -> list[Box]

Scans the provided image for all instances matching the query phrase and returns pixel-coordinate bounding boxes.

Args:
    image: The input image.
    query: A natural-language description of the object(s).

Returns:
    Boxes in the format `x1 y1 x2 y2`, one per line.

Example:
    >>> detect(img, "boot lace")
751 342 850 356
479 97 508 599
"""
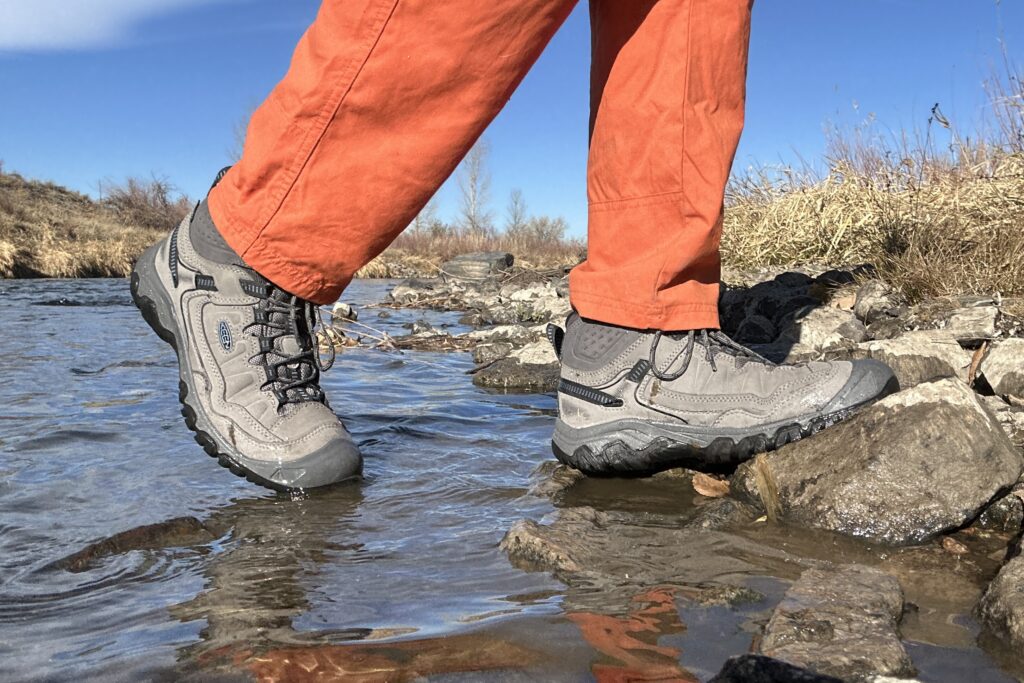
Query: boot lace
244 282 335 409
649 329 772 381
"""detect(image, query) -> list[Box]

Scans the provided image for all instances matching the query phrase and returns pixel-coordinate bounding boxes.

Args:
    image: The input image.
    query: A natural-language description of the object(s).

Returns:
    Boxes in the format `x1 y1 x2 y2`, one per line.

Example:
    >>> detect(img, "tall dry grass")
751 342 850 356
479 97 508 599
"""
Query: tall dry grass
722 61 1024 301
0 173 189 278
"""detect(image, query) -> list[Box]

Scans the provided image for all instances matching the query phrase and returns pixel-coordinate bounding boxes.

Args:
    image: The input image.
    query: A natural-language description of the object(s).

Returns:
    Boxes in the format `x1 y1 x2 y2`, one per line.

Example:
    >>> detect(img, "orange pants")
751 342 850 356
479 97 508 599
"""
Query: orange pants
208 0 752 330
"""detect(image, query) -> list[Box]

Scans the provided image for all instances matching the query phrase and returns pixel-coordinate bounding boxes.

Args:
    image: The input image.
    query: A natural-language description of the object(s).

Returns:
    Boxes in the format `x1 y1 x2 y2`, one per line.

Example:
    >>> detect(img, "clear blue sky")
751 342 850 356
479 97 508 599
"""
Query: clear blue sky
0 1 1020 237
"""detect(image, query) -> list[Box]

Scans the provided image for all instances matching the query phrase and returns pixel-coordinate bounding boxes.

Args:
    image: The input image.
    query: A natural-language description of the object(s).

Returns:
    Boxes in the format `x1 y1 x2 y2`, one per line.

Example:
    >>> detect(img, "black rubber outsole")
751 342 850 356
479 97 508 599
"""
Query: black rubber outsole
551 392 891 477
130 270 292 493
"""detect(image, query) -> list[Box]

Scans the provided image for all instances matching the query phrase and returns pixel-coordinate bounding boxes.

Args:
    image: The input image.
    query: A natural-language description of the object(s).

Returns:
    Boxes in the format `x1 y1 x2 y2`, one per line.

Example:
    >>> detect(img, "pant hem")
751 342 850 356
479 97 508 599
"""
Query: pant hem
569 289 720 331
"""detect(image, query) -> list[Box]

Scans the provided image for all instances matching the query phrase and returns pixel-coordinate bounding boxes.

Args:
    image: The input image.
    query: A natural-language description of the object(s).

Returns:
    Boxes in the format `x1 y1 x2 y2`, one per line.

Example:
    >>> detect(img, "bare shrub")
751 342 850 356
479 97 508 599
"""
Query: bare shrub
101 176 192 231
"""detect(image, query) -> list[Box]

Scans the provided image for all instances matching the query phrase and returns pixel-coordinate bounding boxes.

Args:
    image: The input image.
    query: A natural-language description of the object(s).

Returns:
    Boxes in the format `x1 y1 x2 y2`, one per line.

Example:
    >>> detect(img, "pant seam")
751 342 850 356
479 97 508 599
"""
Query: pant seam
571 288 718 316
651 0 695 308
245 0 400 249
589 190 686 212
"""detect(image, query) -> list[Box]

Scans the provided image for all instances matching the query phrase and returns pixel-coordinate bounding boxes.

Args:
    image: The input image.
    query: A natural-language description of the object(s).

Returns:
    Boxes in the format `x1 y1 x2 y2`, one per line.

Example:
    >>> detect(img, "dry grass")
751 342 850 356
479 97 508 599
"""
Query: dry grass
356 221 586 278
722 62 1024 301
0 173 188 278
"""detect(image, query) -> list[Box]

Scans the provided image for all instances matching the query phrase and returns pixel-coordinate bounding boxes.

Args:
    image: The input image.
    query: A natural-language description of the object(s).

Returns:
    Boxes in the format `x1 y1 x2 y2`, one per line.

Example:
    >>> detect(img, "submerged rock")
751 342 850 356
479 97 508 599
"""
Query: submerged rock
759 565 914 680
732 378 1024 545
980 338 1024 400
501 506 803 591
977 553 1024 652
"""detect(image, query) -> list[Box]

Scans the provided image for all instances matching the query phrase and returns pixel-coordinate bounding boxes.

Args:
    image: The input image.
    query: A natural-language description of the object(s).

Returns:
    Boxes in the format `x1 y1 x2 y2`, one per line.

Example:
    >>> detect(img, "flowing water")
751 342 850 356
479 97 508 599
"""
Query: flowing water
0 278 1021 682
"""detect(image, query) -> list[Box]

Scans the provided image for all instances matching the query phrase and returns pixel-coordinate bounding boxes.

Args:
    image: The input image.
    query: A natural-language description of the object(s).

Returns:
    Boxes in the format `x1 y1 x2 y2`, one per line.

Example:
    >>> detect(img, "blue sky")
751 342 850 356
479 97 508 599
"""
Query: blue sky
0 1 1020 237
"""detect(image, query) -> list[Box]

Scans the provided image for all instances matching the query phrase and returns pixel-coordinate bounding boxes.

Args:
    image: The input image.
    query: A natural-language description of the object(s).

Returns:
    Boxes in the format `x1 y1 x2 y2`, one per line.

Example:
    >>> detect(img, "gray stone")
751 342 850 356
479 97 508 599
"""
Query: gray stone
472 357 560 392
977 553 1024 652
777 307 868 350
472 342 513 365
732 378 1024 545
760 565 914 680
980 338 1024 400
685 497 759 531
854 280 901 325
389 277 446 304
857 330 970 388
331 301 357 322
945 306 999 343
440 251 514 280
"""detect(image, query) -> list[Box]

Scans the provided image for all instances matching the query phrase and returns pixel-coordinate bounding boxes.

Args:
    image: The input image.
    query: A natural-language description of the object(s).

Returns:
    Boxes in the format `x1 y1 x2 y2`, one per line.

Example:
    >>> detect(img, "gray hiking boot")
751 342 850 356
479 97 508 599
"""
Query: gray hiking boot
130 187 362 491
550 313 898 475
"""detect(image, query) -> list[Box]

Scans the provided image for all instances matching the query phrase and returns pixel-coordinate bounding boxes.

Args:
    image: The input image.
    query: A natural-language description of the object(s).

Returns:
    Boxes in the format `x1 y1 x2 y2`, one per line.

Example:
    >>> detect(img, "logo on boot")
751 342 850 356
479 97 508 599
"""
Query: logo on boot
218 320 233 352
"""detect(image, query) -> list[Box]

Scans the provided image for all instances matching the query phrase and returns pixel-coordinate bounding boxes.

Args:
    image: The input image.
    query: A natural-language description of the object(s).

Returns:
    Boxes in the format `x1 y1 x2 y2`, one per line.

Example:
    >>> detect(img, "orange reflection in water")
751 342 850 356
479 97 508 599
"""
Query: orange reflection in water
568 588 698 683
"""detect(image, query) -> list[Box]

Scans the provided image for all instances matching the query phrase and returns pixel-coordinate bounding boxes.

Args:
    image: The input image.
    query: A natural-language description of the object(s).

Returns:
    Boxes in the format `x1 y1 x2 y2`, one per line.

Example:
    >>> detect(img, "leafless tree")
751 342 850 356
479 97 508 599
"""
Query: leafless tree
505 188 528 235
457 139 494 235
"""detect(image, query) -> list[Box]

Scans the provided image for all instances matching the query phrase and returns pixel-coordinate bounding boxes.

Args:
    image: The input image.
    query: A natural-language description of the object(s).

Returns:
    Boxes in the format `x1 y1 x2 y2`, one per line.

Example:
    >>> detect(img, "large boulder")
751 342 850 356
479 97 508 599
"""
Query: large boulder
979 338 1024 400
732 378 1024 545
976 553 1024 652
710 655 843 683
759 565 914 680
440 251 513 280
856 330 970 388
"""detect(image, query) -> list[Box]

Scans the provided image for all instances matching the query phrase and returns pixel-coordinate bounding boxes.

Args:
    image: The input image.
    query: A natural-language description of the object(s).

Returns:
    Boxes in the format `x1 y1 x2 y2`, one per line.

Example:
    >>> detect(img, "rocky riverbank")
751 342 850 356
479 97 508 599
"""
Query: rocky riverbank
330 251 1024 681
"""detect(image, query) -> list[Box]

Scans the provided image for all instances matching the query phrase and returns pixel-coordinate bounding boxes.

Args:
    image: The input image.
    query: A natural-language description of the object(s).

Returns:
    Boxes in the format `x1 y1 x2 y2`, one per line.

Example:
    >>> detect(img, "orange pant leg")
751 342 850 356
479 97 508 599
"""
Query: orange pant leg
570 0 753 330
209 0 577 304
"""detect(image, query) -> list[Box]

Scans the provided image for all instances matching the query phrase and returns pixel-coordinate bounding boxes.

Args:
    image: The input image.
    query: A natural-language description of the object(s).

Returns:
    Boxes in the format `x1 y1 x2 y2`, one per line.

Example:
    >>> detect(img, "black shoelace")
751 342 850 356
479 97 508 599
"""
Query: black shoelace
244 284 335 409
649 329 772 381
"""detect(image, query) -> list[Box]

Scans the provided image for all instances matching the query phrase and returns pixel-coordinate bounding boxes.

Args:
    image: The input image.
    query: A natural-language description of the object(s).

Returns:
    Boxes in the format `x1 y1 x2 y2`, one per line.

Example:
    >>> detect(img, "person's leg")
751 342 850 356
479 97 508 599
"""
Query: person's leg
551 0 899 475
209 0 578 305
569 0 752 331
133 0 578 491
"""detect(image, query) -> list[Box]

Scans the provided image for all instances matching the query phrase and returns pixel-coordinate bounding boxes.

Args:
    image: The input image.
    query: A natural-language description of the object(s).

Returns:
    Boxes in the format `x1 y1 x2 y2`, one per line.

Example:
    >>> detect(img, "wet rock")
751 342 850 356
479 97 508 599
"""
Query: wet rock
759 565 914 680
406 318 438 335
527 461 584 498
331 301 357 322
472 342 513 365
945 306 999 344
465 324 535 346
710 655 843 683
732 378 1024 545
857 330 970 388
472 342 560 392
979 338 1024 400
685 498 759 531
502 506 805 589
977 553 1024 652
854 280 902 325
977 484 1024 534
47 517 213 572
777 307 868 350
440 251 513 280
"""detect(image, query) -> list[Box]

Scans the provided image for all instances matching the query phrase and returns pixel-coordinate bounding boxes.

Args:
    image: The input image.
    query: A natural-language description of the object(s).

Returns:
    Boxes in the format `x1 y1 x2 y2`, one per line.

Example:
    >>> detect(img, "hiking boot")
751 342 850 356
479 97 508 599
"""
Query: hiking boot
130 187 362 491
549 313 899 475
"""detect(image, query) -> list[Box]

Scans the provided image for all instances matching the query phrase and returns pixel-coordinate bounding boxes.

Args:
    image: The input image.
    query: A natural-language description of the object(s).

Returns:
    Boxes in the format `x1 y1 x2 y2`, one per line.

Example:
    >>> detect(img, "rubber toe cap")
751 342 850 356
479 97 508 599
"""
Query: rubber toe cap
243 436 363 491
822 359 900 414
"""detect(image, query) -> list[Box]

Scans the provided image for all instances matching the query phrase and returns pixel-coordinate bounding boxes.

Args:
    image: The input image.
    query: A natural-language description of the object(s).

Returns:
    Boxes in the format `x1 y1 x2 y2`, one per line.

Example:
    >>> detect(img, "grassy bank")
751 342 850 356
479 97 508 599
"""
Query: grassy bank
722 64 1024 301
0 173 187 278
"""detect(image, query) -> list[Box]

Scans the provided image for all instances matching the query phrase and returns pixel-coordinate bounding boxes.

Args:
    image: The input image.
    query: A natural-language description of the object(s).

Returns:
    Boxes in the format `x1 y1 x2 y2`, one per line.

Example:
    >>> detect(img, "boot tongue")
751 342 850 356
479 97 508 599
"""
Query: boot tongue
266 289 320 402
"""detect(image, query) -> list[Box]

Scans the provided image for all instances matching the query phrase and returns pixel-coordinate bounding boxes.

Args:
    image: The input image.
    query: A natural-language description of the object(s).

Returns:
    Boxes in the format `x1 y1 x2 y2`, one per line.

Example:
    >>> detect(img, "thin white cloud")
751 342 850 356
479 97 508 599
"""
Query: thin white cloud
0 0 223 51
